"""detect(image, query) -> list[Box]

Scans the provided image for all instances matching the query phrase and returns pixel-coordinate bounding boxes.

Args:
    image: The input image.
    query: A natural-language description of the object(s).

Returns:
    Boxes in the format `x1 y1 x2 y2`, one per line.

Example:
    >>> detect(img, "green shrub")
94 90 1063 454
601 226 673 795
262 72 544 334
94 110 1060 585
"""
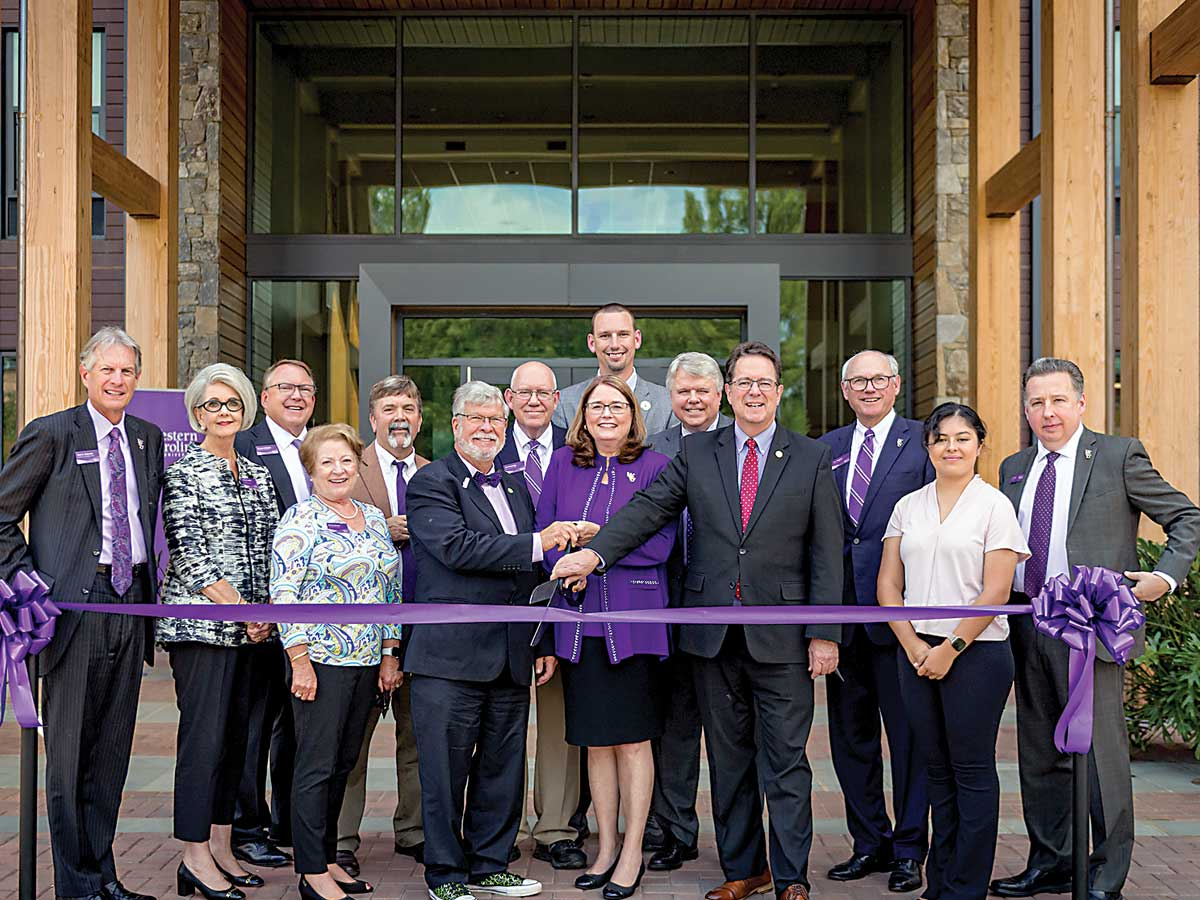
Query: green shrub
1125 539 1200 758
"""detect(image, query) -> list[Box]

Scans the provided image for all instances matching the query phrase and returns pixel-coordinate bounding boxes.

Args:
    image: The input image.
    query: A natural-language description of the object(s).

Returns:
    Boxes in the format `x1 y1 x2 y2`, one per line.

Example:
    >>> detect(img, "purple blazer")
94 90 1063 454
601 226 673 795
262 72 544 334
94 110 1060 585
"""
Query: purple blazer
537 445 676 664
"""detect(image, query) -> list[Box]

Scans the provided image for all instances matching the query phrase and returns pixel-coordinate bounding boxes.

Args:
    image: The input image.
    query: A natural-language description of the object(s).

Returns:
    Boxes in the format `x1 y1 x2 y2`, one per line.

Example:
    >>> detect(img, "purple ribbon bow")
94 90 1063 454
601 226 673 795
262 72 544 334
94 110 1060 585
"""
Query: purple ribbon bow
0 571 59 728
1032 565 1145 754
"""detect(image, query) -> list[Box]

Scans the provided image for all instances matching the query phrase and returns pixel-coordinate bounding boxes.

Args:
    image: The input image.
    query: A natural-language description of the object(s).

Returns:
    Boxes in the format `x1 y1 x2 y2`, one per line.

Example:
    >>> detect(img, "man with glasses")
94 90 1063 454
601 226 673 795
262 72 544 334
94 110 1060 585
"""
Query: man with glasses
818 350 932 894
497 363 588 871
232 359 318 867
552 303 674 435
552 341 844 900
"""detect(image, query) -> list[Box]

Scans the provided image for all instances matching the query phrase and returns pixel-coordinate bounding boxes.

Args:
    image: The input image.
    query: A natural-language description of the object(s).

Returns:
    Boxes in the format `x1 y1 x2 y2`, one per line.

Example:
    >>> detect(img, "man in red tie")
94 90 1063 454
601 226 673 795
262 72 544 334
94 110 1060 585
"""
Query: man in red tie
552 341 845 900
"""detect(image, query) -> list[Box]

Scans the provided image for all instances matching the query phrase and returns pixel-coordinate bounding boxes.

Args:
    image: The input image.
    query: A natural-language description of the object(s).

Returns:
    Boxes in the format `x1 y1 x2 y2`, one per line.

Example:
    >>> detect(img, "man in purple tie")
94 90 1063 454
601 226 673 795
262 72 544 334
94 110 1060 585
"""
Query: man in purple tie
991 358 1200 900
336 375 431 876
0 327 164 900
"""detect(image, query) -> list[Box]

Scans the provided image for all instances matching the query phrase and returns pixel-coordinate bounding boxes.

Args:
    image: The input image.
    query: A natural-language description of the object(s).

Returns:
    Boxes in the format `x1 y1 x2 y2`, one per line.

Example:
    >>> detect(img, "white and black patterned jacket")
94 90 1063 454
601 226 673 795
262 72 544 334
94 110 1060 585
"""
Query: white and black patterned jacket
156 442 279 646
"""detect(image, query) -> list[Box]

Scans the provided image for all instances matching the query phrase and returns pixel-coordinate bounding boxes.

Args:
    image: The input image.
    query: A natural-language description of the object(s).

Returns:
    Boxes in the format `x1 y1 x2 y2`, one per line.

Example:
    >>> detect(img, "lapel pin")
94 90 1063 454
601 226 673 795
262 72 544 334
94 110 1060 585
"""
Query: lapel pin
897 438 905 448
1009 473 1025 484
1085 448 1093 459
137 437 145 451
640 400 652 411
775 449 784 459
462 476 470 489
626 470 637 483
507 486 514 494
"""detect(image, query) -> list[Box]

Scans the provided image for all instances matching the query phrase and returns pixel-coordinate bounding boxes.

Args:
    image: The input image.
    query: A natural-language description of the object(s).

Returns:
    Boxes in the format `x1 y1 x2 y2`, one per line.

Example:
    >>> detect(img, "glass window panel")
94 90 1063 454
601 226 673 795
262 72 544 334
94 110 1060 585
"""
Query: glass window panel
253 19 396 235
578 17 749 234
249 280 360 429
779 279 907 437
401 18 571 234
757 18 905 234
404 365 464 461
92 30 104 138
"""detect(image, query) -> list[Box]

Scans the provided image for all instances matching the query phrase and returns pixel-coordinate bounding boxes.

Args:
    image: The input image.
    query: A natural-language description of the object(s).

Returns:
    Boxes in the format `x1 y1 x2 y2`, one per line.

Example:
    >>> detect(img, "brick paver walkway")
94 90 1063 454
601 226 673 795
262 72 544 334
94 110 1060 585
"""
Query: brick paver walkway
2 652 1199 899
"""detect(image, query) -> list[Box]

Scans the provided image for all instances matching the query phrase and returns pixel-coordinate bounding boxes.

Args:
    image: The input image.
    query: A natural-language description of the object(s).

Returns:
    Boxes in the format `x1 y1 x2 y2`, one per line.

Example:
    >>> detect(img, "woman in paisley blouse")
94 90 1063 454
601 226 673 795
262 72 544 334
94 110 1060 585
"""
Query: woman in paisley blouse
271 423 403 900
159 363 278 900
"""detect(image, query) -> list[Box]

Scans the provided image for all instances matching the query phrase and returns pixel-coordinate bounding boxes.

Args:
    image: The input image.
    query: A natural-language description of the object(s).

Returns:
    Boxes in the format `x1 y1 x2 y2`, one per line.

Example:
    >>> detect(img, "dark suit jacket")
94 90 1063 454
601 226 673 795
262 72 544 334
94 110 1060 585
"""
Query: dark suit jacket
495 422 567 474
819 416 934 645
999 427 1200 658
404 450 550 684
235 419 300 514
0 403 164 672
588 422 844 663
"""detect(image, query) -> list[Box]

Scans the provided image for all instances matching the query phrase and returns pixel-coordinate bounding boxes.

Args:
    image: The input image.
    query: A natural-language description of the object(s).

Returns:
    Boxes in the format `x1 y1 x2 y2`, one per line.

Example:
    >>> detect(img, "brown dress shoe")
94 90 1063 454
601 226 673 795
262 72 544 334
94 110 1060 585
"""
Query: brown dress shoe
779 885 810 900
704 871 773 900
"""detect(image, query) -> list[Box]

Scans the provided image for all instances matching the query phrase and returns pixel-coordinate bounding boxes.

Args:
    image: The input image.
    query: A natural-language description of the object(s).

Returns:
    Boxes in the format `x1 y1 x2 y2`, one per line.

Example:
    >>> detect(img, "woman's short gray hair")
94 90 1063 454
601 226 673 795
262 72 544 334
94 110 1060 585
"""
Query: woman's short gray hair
840 350 900 381
452 381 508 418
184 364 258 432
666 352 724 392
80 327 142 375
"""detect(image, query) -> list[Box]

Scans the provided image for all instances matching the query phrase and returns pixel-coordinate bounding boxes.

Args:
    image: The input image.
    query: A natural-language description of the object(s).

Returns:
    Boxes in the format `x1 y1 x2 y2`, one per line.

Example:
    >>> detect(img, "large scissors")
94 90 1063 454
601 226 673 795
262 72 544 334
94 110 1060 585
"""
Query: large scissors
529 544 587 647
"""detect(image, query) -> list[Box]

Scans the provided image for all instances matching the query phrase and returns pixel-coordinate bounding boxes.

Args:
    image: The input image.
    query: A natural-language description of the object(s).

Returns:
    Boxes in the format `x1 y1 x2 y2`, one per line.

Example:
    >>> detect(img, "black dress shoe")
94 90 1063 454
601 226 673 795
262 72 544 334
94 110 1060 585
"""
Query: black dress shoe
297 876 348 900
394 841 425 864
176 863 246 900
106 882 157 900
335 851 360 879
508 845 521 864
888 859 922 893
570 808 591 843
1087 892 1123 900
827 852 893 882
602 862 646 900
333 877 374 895
575 856 620 891
988 867 1072 898
216 866 265 889
232 840 291 868
640 817 667 853
533 839 588 870
647 834 699 872
69 892 108 900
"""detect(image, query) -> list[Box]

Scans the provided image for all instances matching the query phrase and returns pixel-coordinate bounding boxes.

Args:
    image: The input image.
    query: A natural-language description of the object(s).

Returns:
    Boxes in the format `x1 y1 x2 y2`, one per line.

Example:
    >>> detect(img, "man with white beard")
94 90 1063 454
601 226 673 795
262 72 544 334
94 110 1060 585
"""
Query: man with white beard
335 375 430 877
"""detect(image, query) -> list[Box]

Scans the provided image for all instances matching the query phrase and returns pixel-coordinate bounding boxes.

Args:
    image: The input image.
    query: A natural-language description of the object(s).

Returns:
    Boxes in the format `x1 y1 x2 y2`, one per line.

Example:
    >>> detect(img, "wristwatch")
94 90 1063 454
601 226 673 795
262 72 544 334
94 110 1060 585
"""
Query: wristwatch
947 634 967 653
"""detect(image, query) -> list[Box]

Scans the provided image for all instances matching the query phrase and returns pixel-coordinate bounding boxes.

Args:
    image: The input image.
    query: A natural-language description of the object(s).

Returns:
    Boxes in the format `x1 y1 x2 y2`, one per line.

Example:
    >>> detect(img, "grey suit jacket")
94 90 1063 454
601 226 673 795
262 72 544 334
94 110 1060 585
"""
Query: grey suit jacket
999 427 1200 657
552 373 676 434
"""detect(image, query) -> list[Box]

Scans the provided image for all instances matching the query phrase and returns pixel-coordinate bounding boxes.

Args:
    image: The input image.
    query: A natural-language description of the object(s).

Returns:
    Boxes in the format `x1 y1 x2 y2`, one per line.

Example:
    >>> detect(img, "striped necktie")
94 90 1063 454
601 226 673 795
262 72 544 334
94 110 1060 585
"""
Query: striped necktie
847 428 875 527
524 441 544 505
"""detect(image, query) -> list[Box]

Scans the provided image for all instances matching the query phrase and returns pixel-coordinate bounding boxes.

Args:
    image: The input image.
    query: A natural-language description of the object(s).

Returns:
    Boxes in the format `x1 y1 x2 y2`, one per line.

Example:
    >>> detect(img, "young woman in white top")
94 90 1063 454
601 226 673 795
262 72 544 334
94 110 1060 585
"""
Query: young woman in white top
877 403 1030 900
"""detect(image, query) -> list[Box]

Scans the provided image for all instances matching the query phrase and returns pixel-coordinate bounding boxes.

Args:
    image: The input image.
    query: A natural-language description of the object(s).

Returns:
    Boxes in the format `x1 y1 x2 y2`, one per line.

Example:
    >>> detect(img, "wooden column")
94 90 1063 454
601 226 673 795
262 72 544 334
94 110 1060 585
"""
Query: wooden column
1121 0 1200 509
1040 0 1108 429
22 0 93 421
125 0 180 388
970 0 1024 483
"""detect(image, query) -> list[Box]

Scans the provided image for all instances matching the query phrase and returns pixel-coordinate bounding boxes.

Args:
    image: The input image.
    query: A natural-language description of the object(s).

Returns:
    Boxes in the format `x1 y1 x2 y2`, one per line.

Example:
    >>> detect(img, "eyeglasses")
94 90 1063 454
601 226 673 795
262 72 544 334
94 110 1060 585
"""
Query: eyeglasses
585 400 631 415
728 378 780 393
511 389 555 402
267 382 317 398
196 397 245 414
842 375 896 392
456 413 507 428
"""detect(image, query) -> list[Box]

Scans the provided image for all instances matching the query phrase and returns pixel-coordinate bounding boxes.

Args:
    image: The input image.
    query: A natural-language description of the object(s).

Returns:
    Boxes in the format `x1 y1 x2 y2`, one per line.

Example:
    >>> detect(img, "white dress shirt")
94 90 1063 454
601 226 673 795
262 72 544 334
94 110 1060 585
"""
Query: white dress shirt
844 409 897 506
88 401 148 565
512 423 554 476
681 417 722 437
734 421 777 486
376 441 418 516
266 416 310 502
456 452 543 563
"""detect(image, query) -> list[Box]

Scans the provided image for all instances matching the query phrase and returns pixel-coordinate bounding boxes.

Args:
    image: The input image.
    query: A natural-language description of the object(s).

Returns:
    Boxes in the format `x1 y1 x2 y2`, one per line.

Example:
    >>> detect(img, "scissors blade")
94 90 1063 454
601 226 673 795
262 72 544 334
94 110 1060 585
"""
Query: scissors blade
529 579 557 647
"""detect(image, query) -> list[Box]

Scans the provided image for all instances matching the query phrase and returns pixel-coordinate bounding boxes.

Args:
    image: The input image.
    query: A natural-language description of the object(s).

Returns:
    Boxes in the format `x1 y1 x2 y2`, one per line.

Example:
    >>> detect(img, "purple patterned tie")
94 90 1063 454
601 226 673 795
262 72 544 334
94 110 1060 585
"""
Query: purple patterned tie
1024 451 1060 597
847 428 876 527
524 441 544 506
292 437 312 494
107 428 134 596
393 460 416 604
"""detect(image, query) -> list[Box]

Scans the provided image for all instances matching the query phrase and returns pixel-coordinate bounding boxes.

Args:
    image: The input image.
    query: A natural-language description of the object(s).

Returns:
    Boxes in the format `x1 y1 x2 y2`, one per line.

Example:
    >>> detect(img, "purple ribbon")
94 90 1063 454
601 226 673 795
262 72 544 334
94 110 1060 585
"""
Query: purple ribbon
1032 565 1145 754
0 571 59 728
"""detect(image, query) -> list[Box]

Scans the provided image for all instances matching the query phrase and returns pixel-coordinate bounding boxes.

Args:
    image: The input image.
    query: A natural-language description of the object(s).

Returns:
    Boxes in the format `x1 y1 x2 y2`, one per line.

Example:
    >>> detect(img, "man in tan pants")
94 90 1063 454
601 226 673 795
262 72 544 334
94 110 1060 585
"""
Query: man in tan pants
336 376 429 876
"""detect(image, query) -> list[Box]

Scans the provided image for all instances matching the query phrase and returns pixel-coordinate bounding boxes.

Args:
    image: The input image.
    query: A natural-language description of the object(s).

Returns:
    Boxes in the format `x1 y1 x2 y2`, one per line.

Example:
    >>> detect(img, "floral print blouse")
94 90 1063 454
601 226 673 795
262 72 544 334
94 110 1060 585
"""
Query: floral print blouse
270 495 402 666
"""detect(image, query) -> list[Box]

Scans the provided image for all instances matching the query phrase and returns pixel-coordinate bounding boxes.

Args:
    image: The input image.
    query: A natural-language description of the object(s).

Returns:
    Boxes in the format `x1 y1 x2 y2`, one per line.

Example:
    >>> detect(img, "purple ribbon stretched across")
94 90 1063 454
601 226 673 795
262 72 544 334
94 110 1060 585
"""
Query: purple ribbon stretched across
1032 565 1145 754
0 571 59 728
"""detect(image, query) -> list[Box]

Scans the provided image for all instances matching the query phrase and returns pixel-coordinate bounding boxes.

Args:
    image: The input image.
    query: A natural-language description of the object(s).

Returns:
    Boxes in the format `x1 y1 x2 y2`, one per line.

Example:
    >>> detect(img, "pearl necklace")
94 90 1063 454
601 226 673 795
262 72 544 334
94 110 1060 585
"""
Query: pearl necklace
317 495 360 520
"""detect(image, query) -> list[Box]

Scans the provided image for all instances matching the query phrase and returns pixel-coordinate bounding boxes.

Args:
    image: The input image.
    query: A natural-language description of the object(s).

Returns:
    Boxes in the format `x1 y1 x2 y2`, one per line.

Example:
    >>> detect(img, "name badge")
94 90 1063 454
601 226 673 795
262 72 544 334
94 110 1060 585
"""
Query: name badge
327 522 350 534
240 476 259 490
831 453 850 470
503 461 524 474
255 443 280 456
74 450 100 465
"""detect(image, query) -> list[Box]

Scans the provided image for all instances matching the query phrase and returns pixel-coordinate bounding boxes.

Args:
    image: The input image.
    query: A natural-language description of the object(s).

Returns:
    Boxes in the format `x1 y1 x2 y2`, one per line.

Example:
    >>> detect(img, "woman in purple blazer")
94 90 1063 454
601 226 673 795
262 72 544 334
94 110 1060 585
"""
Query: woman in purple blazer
536 375 675 899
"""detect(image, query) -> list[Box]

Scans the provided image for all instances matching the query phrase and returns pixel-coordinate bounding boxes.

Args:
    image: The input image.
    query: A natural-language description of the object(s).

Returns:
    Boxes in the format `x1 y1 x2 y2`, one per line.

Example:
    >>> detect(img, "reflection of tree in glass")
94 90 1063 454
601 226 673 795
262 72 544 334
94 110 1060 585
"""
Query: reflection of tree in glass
681 187 808 235
778 282 811 437
399 188 432 234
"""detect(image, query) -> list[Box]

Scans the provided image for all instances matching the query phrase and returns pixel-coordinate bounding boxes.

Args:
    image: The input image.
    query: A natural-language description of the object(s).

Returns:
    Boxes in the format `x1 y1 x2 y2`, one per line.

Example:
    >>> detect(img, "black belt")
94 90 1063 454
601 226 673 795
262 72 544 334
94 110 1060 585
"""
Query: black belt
96 563 148 578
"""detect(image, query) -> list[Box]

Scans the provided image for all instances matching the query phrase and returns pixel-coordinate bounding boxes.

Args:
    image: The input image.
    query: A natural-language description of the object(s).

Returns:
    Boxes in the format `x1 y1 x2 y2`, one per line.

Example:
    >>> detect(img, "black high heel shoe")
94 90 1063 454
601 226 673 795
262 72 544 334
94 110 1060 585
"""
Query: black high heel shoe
216 865 264 889
176 863 246 900
601 862 646 900
333 878 373 895
575 855 620 891
298 876 349 900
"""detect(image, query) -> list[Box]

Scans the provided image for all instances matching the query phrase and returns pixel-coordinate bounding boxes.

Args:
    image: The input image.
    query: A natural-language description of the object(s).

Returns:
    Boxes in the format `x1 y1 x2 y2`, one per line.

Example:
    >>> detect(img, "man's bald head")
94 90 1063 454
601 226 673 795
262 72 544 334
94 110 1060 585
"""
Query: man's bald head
505 361 560 440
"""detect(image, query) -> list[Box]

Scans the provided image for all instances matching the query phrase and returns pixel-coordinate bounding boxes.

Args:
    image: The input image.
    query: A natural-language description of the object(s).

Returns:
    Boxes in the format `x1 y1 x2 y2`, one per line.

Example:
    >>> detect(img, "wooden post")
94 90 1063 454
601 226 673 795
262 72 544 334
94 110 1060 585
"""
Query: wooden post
970 0 1024 484
125 0 180 388
1121 0 1200 512
1040 0 1108 429
22 0 93 421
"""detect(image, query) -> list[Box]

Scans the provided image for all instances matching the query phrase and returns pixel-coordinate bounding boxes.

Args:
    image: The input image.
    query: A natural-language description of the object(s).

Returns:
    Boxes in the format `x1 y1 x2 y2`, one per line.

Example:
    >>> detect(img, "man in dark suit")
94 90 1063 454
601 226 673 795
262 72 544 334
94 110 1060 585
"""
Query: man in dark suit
406 381 580 900
818 350 932 894
0 327 163 900
231 358 317 867
643 351 731 873
553 341 845 900
990 358 1200 900
499 362 586 871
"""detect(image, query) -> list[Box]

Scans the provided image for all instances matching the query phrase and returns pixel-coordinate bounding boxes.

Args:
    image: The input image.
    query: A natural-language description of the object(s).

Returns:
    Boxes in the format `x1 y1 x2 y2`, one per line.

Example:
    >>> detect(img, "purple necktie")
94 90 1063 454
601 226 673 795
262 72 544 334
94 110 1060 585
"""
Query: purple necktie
393 460 416 604
1024 451 1060 597
524 441 544 506
293 438 312 494
847 428 876 527
107 428 134 596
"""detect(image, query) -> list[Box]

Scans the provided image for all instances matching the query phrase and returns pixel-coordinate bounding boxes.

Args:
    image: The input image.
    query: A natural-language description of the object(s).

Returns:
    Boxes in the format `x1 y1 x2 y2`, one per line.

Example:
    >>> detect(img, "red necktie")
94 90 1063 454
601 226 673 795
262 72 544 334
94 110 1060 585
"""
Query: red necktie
736 438 759 601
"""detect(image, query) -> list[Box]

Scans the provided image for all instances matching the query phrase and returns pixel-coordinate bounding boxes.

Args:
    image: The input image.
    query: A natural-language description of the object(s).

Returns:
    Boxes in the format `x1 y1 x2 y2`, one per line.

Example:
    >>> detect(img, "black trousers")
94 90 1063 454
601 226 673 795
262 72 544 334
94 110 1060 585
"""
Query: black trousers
410 672 529 889
898 637 1013 900
233 641 296 845
42 572 147 896
827 627 928 861
169 642 252 842
650 651 703 846
289 662 378 874
692 628 812 895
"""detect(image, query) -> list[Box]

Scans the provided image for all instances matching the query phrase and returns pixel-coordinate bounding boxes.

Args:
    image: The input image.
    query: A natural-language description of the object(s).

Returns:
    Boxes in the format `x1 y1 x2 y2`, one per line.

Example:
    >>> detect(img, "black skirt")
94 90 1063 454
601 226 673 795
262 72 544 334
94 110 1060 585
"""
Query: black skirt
561 637 665 747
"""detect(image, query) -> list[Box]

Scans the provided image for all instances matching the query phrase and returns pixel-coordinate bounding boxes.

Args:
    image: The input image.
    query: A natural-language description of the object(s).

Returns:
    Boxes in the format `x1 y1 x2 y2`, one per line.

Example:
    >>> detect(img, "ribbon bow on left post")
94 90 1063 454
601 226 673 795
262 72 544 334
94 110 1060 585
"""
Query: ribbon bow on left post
0 571 59 728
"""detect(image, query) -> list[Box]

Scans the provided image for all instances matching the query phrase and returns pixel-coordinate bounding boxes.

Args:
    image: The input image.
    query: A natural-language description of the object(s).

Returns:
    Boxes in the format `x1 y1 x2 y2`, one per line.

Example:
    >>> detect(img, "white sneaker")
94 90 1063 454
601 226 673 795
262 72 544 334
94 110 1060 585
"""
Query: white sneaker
467 873 542 897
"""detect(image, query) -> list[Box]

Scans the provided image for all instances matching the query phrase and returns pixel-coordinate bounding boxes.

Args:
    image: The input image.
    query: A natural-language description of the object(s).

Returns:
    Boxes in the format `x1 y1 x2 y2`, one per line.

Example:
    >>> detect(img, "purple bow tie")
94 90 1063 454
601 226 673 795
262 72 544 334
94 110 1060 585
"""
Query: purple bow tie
473 471 503 489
